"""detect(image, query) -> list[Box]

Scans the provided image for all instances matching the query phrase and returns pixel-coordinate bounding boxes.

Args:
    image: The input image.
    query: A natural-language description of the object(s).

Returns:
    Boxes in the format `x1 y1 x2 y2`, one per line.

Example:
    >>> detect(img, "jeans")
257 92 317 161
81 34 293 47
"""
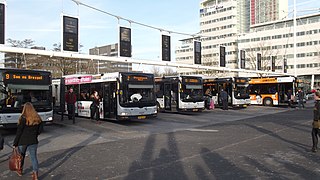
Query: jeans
18 144 39 172
312 128 320 149
67 104 75 120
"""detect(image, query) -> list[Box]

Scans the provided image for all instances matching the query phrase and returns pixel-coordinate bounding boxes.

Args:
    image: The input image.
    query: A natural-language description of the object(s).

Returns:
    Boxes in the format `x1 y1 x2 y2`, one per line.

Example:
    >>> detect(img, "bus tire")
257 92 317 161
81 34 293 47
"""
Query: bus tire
263 98 273 106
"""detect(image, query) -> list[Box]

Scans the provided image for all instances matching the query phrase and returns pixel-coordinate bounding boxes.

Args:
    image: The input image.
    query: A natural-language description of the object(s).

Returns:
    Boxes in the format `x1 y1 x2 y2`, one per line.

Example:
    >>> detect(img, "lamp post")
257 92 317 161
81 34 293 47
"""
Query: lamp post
293 0 297 77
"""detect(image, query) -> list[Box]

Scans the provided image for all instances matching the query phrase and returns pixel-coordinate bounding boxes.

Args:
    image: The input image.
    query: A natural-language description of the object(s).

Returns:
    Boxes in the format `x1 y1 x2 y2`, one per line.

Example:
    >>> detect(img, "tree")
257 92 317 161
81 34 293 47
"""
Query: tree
150 66 161 77
245 41 281 77
6 38 34 48
5 38 35 68
163 67 178 76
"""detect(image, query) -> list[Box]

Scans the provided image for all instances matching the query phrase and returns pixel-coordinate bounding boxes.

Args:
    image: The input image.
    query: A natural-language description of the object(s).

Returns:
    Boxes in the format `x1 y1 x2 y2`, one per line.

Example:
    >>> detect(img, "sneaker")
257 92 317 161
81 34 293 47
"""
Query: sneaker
15 169 22 176
311 147 317 152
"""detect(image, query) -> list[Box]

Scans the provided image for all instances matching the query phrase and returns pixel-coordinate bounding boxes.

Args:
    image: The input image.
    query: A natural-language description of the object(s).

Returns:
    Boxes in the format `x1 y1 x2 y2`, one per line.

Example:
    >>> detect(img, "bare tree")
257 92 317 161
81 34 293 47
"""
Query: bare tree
246 41 282 77
163 67 178 76
150 66 161 77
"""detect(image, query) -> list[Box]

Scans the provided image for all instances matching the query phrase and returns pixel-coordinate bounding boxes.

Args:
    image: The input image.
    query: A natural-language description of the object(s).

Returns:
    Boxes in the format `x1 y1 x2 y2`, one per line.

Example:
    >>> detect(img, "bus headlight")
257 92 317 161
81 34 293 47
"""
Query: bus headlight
46 117 53 122
121 112 128 116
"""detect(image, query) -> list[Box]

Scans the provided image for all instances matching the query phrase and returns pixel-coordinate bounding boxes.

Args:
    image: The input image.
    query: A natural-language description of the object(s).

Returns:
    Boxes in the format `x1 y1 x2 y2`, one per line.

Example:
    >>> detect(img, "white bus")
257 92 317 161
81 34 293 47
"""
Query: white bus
203 77 251 108
54 72 157 120
0 68 53 128
155 76 205 112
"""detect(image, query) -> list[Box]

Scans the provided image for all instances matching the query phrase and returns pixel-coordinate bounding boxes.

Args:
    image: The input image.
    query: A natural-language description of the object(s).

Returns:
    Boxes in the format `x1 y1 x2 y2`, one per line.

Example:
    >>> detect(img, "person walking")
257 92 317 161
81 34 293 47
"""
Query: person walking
219 89 228 110
90 91 100 123
297 88 305 109
311 91 320 152
13 102 43 180
65 87 76 124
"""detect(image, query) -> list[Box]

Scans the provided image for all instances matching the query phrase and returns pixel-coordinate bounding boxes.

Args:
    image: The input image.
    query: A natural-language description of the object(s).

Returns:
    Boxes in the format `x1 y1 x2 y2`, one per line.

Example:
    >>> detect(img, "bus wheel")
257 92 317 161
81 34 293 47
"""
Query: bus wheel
263 98 273 106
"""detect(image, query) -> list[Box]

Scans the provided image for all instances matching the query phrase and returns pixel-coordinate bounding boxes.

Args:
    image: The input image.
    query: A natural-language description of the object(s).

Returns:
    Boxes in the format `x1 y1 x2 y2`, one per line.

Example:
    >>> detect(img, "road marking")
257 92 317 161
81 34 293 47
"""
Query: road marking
185 128 219 132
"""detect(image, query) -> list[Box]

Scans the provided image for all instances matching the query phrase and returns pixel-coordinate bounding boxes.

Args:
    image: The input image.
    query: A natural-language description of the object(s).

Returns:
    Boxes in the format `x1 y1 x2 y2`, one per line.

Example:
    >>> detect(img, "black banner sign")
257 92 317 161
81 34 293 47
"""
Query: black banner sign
161 35 171 61
62 15 79 52
119 27 132 57
240 50 245 69
283 58 287 73
271 56 276 72
194 41 201 64
220 46 226 67
0 3 5 44
257 53 261 70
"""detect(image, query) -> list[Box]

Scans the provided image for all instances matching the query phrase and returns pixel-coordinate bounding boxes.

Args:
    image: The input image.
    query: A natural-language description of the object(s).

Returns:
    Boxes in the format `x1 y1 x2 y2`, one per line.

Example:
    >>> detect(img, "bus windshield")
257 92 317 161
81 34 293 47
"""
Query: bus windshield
181 84 203 102
234 84 250 99
0 84 52 112
120 84 155 107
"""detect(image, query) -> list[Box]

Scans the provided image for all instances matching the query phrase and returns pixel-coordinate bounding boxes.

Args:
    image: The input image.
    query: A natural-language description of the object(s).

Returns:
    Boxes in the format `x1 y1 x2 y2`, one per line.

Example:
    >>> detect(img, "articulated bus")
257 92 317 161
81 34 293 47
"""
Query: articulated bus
248 77 296 106
55 72 157 120
0 68 53 128
203 77 251 108
155 76 204 112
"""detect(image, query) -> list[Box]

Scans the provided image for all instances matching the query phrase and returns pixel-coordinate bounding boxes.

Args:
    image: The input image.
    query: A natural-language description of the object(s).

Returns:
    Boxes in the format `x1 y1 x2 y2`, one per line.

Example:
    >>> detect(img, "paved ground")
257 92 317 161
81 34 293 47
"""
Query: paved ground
0 101 319 180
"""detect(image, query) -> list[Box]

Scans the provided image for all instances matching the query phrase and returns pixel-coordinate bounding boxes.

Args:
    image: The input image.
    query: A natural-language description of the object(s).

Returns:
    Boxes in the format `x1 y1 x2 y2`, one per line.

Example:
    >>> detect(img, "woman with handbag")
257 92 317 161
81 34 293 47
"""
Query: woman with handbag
13 102 43 180
90 91 100 124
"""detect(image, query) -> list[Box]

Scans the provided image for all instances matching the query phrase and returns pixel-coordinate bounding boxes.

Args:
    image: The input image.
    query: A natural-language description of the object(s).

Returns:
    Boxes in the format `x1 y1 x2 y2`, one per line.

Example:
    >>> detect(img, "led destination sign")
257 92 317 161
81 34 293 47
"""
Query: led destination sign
3 72 49 85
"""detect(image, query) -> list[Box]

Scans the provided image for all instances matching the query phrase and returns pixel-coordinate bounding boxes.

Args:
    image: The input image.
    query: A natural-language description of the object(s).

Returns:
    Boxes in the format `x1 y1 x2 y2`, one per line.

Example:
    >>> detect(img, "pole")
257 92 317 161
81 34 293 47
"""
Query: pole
293 0 297 77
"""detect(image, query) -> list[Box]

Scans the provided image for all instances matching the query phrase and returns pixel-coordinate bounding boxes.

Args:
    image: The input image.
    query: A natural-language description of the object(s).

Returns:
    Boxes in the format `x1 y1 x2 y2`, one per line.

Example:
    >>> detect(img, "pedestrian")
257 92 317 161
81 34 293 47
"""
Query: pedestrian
287 89 293 108
219 89 228 110
297 88 305 109
13 102 43 179
311 91 320 152
90 91 100 123
0 133 4 151
65 87 76 123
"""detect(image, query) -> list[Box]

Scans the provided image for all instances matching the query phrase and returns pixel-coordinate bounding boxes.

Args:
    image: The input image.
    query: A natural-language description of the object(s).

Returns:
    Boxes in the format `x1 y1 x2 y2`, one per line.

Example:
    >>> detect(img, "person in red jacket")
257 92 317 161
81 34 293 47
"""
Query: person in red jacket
13 102 43 180
65 87 76 123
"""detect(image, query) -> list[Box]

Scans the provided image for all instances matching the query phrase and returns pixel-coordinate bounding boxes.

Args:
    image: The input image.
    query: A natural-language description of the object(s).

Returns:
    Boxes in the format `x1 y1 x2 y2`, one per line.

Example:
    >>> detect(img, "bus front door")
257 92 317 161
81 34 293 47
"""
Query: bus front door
103 83 116 119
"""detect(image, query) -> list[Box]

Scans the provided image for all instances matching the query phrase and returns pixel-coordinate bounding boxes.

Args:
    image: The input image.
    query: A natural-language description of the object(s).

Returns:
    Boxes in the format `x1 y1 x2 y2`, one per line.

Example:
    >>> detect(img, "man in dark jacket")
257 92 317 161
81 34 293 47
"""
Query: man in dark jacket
311 91 320 152
219 89 228 110
65 88 76 123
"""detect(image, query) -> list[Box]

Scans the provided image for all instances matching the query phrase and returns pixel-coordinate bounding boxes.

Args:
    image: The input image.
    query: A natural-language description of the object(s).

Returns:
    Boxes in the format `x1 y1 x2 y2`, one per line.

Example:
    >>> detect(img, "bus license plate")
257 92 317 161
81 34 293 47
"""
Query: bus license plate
138 116 146 119
193 109 198 112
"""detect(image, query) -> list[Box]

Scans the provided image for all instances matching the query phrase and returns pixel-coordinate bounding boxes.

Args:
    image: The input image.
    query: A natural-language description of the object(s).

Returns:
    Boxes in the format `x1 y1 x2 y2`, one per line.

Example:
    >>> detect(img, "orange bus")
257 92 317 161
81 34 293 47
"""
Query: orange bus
248 77 296 106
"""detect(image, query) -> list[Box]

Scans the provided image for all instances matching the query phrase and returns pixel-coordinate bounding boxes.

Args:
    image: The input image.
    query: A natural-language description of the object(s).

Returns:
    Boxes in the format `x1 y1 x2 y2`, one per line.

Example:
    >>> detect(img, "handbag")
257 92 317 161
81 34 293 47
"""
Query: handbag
9 147 23 171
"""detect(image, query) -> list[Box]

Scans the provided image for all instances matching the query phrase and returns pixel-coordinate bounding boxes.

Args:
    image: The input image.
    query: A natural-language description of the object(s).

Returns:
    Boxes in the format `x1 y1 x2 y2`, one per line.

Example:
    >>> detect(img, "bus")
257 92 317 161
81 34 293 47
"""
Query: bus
55 72 157 120
248 76 296 106
0 68 53 128
155 75 204 112
203 77 251 108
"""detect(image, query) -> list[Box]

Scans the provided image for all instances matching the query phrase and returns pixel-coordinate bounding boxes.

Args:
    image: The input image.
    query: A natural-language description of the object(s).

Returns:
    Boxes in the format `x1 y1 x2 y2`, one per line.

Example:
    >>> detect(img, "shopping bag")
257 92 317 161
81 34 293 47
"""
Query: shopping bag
9 147 23 171
209 99 214 109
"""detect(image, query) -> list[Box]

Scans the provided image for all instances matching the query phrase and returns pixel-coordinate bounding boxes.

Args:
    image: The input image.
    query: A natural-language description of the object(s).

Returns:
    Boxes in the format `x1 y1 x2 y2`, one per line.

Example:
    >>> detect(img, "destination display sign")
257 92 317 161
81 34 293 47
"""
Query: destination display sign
3 72 50 85
183 78 201 84
125 75 152 82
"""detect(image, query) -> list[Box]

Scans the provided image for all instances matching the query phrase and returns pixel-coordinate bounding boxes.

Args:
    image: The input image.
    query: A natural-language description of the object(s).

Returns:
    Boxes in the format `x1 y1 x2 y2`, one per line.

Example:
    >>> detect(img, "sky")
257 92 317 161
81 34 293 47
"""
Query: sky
2 0 320 72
